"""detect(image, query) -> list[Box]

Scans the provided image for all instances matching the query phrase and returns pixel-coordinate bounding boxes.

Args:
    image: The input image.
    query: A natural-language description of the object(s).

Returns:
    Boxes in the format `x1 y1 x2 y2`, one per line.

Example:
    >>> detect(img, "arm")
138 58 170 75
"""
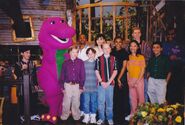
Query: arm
117 60 127 87
95 70 102 83
166 72 171 84
60 62 66 90
107 70 117 85
79 61 85 90
135 56 146 85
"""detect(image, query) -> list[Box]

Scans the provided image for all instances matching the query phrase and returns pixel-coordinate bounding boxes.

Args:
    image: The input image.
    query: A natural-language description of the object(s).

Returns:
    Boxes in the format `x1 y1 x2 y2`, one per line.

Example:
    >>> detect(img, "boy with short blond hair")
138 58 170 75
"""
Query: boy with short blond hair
95 43 117 125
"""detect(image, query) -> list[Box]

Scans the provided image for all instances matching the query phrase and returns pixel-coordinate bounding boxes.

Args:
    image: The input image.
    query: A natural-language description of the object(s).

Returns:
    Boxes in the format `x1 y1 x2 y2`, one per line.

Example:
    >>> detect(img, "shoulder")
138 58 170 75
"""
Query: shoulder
138 54 145 60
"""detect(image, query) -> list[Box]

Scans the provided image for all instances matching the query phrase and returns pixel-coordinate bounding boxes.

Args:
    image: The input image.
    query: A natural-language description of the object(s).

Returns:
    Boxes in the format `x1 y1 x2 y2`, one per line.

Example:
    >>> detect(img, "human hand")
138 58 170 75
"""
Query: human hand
117 79 123 89
22 64 28 70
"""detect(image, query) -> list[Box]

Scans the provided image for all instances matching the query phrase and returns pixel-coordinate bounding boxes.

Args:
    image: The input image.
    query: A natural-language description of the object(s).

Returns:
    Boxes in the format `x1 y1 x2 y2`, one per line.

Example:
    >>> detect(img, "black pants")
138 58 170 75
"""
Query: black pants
19 90 39 116
113 82 130 124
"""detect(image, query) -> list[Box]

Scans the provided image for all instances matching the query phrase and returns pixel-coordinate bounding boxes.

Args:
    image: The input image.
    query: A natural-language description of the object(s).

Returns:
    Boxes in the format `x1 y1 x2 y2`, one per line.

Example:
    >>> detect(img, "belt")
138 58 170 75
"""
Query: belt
68 82 78 85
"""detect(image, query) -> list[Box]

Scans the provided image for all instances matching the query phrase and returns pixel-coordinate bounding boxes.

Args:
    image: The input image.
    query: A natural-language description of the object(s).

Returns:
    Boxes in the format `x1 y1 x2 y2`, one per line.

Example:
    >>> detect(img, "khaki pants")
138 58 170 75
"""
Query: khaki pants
148 77 167 104
61 83 81 120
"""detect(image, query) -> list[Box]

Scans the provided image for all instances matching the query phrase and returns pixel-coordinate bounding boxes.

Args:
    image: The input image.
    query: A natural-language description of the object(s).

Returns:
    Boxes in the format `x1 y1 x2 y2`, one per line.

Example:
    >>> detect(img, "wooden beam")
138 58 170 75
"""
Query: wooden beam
125 6 128 40
113 6 116 39
88 7 91 43
100 6 103 33
77 2 138 9
79 9 82 34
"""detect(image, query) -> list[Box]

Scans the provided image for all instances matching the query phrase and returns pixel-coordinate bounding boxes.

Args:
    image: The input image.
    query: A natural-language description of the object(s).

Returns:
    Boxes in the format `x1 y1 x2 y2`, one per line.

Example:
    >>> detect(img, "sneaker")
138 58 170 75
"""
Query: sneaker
80 111 84 117
20 116 25 123
97 119 104 125
108 119 114 125
125 115 132 121
30 115 40 121
82 114 90 124
90 114 96 124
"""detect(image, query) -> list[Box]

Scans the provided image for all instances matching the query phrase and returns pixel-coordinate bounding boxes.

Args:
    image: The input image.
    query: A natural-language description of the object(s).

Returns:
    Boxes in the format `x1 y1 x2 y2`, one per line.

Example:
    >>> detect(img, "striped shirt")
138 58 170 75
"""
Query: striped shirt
84 60 97 92
140 40 152 63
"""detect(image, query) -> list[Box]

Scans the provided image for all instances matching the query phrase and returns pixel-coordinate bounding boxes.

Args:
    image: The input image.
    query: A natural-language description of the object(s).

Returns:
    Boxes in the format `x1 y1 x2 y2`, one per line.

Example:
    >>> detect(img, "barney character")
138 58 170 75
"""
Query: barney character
38 17 75 124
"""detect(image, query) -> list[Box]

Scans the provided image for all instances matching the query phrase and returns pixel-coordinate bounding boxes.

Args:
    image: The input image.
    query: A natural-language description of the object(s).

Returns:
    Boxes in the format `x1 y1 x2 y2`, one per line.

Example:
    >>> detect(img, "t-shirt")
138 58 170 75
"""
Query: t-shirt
127 54 145 79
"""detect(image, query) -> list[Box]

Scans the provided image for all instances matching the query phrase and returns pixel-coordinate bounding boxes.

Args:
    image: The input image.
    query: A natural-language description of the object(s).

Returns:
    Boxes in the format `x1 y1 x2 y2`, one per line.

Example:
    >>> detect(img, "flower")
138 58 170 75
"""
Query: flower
141 111 148 117
130 103 184 125
175 116 182 123
157 108 165 112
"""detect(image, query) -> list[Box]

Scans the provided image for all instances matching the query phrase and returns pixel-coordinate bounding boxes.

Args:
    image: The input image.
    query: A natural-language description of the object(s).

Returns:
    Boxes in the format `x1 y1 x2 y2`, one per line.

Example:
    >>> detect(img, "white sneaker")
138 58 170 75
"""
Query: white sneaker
90 114 96 124
125 114 132 121
30 115 40 121
97 119 104 125
82 114 90 124
108 119 114 125
80 111 84 117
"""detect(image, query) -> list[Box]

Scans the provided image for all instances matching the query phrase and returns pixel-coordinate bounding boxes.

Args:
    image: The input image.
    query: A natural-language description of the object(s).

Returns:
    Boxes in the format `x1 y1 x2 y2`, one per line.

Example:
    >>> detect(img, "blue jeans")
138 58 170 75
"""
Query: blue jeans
144 78 149 102
98 85 114 121
83 91 97 114
80 93 84 111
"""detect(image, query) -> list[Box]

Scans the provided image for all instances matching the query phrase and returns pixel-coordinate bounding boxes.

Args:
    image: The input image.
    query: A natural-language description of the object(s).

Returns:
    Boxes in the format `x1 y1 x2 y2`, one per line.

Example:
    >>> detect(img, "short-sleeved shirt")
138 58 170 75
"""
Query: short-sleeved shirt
127 54 145 79
147 54 171 79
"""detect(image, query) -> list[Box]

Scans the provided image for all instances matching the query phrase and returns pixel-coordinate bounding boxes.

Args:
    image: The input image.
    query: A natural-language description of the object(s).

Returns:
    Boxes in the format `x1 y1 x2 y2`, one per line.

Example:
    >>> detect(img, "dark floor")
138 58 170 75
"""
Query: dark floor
2 98 129 125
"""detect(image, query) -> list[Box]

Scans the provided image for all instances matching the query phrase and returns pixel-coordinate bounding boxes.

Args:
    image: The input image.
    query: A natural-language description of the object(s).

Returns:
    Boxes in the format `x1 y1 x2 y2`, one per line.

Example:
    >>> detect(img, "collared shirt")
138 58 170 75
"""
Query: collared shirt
140 40 152 64
78 45 89 61
147 54 171 79
60 58 85 89
95 55 117 84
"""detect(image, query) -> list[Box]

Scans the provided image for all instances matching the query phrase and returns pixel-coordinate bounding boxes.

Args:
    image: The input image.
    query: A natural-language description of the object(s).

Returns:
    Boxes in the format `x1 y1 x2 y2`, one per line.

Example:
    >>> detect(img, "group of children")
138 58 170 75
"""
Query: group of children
8 27 171 125
59 27 171 125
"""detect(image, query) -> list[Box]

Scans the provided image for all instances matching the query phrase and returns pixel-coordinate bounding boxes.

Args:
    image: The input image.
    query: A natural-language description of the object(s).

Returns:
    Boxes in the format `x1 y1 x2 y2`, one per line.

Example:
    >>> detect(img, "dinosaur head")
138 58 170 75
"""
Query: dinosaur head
38 17 75 50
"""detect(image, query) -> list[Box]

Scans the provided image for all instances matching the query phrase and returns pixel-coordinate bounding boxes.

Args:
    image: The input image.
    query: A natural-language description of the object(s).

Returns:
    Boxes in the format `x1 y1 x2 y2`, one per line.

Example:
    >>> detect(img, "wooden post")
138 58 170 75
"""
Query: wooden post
125 6 128 40
100 6 103 33
79 9 82 34
88 7 91 43
113 6 116 39
23 73 30 125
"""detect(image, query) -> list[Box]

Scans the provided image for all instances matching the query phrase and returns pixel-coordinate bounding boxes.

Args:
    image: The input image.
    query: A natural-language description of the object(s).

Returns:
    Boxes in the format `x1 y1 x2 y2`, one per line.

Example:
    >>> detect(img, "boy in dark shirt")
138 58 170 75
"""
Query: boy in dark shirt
147 42 171 104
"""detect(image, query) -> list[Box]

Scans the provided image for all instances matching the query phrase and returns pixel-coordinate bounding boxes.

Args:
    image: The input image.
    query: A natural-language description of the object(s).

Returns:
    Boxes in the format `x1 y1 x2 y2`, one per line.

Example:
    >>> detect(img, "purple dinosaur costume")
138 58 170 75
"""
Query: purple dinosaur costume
38 17 75 124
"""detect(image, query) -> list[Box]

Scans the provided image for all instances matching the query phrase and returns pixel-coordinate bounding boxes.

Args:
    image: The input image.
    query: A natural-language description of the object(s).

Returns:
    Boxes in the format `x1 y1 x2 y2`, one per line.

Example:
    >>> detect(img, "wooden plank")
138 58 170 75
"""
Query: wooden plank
79 9 82 34
77 2 138 9
125 6 128 40
113 6 116 39
88 7 91 43
100 6 103 33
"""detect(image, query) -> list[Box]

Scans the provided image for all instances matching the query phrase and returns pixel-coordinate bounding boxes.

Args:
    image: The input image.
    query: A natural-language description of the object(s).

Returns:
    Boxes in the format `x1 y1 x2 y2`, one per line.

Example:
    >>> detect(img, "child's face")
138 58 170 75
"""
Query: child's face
70 48 78 59
96 37 105 46
152 44 162 56
114 38 123 50
87 50 95 60
103 44 111 55
132 29 141 40
21 50 31 60
130 42 139 54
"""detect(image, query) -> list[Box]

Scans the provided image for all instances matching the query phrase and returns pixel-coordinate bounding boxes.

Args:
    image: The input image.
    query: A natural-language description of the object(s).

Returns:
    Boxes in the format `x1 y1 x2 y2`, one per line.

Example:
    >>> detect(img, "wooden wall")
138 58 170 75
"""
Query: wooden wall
0 0 66 45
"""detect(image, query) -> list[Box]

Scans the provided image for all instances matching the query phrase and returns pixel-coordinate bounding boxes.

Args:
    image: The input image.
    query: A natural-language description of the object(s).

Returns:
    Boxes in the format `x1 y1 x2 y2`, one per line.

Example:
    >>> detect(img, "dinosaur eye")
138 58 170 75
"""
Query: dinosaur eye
60 20 65 23
50 21 55 24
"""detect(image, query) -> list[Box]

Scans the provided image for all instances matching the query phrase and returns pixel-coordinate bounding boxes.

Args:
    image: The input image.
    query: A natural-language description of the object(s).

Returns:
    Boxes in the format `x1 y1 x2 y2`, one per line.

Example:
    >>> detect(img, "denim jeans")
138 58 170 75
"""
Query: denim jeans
83 91 97 114
98 85 114 121
80 93 84 112
144 78 149 102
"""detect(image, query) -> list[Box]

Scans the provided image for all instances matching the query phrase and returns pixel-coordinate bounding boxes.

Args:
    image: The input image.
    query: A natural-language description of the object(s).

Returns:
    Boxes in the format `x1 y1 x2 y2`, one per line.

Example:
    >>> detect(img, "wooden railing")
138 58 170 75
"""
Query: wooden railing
75 2 138 42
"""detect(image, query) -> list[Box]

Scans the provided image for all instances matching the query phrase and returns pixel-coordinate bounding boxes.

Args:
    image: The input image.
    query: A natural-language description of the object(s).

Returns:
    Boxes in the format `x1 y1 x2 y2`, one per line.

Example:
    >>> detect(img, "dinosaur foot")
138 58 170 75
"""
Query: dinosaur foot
41 114 58 124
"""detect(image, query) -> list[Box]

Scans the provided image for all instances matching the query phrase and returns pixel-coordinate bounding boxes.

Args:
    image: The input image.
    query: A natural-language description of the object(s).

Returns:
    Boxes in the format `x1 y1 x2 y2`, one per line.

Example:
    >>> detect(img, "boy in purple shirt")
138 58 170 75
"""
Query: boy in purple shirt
60 45 85 121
